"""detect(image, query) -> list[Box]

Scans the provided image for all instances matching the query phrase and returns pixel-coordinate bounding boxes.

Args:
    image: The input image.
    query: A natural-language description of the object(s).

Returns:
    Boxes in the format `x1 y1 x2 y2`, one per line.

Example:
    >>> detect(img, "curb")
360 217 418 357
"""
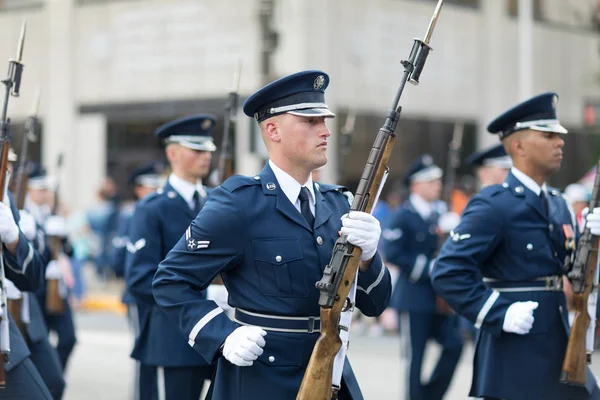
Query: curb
80 295 127 314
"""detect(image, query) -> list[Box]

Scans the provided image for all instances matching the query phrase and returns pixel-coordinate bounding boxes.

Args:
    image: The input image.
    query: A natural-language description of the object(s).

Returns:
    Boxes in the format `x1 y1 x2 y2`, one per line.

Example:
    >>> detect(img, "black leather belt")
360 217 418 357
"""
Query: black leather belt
234 308 321 333
483 275 563 292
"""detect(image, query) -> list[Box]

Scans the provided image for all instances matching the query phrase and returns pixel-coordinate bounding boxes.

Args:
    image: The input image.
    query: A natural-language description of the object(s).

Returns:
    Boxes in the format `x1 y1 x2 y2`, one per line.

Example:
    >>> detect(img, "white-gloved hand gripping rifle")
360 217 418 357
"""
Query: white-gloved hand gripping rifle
296 2 445 399
561 161 600 386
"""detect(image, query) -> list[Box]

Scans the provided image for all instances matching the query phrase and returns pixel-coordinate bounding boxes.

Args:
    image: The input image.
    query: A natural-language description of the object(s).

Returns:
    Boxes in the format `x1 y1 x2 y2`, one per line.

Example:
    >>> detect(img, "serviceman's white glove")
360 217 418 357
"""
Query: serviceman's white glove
585 207 600 236
438 212 461 234
341 211 381 261
18 210 36 241
502 301 538 335
44 215 68 237
0 203 19 244
45 260 62 280
207 284 231 311
223 326 267 367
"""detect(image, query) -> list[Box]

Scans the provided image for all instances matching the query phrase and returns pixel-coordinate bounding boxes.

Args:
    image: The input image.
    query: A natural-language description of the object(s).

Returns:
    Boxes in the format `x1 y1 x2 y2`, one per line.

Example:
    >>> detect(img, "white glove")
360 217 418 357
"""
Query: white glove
0 203 19 244
223 326 267 367
45 260 63 280
44 215 68 237
438 212 460 234
340 211 381 261
207 284 232 311
502 301 538 335
585 207 600 236
19 210 36 241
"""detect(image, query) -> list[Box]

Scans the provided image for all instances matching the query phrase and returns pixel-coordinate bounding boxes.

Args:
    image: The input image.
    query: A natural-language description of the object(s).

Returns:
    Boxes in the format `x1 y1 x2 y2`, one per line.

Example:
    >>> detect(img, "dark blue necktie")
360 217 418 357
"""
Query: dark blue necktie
540 190 549 216
192 190 202 215
298 187 314 227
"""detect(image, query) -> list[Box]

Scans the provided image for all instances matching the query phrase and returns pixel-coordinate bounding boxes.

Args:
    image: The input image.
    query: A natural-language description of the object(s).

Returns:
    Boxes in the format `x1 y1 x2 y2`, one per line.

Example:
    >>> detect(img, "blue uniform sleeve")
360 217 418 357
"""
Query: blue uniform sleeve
382 211 432 283
355 251 392 316
153 186 241 364
125 201 163 305
4 231 45 292
110 216 130 278
431 195 513 336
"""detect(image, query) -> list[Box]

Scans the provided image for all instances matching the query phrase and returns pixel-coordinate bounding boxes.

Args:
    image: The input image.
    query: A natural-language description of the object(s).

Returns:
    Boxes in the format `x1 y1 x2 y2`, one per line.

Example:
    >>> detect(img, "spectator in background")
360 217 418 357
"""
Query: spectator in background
86 178 120 283
564 183 589 232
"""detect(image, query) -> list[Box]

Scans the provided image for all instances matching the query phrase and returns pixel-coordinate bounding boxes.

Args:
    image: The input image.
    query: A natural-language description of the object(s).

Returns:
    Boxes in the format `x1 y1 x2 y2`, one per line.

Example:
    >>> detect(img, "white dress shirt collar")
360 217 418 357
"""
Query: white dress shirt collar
168 173 206 210
511 167 547 196
409 193 433 220
269 160 315 214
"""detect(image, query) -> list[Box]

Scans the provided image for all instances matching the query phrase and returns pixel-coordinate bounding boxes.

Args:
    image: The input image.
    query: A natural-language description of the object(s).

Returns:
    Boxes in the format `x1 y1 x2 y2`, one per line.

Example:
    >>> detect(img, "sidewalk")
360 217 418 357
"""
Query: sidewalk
78 263 127 314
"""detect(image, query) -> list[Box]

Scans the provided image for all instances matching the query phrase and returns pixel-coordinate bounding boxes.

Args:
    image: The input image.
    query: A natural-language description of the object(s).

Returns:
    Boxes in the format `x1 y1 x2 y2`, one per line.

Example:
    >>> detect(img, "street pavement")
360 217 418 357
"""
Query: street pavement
62 310 473 399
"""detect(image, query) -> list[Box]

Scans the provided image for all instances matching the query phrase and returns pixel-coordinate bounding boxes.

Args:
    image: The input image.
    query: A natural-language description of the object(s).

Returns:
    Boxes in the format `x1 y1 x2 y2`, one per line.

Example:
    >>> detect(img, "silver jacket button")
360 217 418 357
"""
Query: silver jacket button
269 356 275 362
526 243 533 251
316 236 323 245
275 255 282 263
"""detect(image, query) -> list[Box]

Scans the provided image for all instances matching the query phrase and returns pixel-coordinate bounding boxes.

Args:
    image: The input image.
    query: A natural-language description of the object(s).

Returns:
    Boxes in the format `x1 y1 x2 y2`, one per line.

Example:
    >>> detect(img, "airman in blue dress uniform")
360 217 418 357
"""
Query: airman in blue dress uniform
432 92 600 400
10 161 66 399
125 115 217 400
467 143 512 189
111 162 164 400
382 155 462 400
152 70 391 399
26 166 78 374
0 151 54 398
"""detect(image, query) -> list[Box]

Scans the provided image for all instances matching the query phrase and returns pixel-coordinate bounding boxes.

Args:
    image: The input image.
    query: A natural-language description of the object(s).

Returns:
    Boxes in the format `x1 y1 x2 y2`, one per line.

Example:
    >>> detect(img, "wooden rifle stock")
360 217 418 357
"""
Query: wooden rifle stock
297 2 445 398
561 161 600 385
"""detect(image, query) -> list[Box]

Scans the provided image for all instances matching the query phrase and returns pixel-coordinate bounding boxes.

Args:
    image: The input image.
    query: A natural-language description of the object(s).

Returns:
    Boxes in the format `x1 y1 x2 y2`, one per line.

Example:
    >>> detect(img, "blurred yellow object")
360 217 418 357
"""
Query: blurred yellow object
79 295 127 314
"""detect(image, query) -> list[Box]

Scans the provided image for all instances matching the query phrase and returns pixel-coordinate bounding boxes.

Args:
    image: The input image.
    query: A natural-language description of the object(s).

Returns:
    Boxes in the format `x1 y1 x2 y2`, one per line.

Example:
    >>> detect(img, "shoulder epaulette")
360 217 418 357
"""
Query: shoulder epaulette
221 174 262 193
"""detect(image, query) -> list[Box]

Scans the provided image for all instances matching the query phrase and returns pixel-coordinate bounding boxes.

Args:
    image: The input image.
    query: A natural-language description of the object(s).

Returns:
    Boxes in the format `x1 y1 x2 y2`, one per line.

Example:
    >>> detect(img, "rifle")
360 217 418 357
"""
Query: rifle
45 154 66 315
297 1 445 398
435 121 464 315
0 21 27 389
12 88 40 210
441 121 464 207
337 108 356 184
561 161 600 386
7 89 39 339
217 61 242 184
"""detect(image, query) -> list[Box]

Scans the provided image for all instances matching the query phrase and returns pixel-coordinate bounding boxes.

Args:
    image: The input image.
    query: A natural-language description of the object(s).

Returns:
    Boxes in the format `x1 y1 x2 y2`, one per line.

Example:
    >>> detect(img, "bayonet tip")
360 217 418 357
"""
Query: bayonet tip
16 20 27 63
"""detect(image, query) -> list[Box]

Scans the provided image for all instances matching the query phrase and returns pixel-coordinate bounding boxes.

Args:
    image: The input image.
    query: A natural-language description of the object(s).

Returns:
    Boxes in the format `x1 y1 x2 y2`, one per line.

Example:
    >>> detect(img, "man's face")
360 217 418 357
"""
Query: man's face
519 130 565 175
277 114 331 172
28 188 53 206
477 166 510 187
413 178 442 202
134 185 159 200
171 144 212 180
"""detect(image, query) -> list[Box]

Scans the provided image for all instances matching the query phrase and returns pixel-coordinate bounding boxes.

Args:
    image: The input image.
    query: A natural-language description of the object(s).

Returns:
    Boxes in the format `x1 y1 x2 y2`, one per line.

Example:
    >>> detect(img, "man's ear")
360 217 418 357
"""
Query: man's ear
263 119 281 143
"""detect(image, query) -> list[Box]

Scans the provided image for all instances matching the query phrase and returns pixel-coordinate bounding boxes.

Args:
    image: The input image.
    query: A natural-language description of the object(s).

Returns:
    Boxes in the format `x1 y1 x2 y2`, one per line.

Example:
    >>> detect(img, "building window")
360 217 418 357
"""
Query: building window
508 0 598 31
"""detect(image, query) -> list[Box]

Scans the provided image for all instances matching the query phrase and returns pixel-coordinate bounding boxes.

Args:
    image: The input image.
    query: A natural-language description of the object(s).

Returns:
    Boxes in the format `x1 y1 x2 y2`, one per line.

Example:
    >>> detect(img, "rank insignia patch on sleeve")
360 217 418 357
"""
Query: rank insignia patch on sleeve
185 226 210 251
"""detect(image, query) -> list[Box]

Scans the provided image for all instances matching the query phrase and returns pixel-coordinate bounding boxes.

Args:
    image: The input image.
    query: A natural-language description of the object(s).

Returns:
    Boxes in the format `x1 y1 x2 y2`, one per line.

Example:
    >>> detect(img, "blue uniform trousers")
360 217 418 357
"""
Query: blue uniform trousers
148 366 211 400
43 302 76 371
399 312 462 400
29 337 65 400
0 357 53 399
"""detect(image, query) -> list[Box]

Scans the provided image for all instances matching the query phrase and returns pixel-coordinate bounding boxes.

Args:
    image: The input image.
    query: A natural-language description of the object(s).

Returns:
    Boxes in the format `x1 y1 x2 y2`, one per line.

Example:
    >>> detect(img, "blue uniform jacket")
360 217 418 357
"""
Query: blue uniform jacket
110 205 134 304
152 164 392 400
125 182 212 367
5 192 46 371
431 171 597 399
382 200 440 313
